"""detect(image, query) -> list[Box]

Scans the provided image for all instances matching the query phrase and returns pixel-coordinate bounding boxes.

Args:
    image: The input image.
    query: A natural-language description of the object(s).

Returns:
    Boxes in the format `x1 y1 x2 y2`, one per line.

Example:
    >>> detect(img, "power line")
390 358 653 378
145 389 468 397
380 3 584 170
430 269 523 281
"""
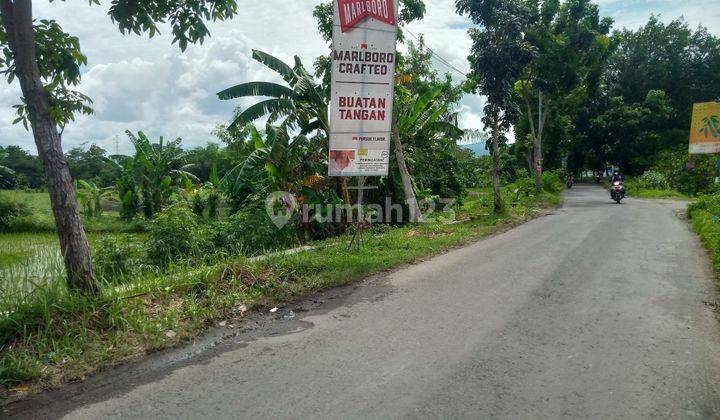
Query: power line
400 25 470 79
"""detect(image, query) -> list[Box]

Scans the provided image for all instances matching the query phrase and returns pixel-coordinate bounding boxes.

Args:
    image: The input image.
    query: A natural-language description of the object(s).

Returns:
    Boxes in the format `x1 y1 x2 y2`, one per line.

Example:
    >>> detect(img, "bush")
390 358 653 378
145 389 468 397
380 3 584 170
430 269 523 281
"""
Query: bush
93 236 146 282
688 193 720 216
688 194 720 278
652 148 716 195
211 204 297 256
634 170 670 190
147 206 213 268
0 197 30 231
541 170 564 194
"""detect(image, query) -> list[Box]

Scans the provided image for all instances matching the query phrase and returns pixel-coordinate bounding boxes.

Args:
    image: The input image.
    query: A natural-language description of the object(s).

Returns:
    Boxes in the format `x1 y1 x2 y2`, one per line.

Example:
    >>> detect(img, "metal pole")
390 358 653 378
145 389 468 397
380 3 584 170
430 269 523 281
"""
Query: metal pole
357 176 365 248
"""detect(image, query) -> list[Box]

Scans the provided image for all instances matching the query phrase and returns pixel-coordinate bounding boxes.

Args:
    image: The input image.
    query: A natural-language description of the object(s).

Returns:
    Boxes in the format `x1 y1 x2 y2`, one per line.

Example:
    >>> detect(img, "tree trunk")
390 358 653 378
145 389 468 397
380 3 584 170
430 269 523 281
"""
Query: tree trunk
0 0 100 295
391 119 421 223
491 119 504 214
521 84 545 193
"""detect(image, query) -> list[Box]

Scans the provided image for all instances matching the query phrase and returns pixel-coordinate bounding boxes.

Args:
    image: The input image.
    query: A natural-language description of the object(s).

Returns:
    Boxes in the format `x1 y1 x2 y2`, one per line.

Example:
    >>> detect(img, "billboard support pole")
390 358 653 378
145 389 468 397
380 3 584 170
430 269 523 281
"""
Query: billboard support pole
348 176 376 250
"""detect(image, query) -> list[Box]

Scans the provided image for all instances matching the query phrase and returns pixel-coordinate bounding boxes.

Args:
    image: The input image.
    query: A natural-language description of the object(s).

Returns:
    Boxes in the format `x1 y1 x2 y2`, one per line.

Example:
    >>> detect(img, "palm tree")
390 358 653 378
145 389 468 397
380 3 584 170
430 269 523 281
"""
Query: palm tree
126 130 199 218
393 86 464 222
217 50 328 136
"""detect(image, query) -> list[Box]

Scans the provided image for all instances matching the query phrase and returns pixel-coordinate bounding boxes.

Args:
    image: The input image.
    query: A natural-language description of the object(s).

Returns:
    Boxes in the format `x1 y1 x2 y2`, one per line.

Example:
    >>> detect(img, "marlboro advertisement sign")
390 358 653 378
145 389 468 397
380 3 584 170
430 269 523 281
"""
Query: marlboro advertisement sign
338 0 396 32
328 0 398 177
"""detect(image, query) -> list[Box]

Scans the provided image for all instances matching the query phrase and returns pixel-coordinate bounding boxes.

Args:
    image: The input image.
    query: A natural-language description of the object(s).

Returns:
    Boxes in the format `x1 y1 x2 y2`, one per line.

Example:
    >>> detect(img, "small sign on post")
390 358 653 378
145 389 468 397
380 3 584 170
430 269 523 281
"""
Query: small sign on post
689 101 720 154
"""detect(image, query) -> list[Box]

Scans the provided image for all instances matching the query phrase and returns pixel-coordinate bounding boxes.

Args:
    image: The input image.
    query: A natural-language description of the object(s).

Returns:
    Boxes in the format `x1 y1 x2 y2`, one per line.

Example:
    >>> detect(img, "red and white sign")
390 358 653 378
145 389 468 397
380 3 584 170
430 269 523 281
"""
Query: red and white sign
337 0 396 32
328 0 398 177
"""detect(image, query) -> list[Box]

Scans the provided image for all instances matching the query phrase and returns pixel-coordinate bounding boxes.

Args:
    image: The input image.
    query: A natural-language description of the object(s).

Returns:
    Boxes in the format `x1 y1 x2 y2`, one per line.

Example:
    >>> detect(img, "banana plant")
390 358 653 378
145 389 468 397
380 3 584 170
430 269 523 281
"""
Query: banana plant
217 50 328 136
126 130 199 218
74 180 114 217
392 86 464 222
222 125 312 197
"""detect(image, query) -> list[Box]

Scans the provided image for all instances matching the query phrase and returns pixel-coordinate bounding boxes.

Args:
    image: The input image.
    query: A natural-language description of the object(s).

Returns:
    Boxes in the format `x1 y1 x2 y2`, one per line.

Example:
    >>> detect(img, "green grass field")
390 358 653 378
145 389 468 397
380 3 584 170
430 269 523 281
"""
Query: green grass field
0 190 144 233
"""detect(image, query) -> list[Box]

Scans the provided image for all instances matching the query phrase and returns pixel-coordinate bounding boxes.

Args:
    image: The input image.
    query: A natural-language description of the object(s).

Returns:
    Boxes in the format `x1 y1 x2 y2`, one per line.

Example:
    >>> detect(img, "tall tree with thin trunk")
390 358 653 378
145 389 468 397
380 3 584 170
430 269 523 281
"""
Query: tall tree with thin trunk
0 0 238 294
457 0 533 213
517 0 613 191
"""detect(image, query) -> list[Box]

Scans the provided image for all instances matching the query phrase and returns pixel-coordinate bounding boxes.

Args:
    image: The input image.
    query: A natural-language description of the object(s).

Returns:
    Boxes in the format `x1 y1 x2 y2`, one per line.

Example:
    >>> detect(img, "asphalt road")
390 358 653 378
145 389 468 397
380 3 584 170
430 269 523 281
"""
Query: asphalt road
7 185 720 419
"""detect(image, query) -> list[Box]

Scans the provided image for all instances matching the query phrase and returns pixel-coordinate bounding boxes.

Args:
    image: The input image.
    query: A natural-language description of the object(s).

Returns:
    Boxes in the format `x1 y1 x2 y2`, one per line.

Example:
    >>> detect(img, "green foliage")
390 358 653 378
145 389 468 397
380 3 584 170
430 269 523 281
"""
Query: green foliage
0 185 559 388
93 236 146 283
1 18 92 130
127 130 198 218
634 170 670 190
107 0 239 51
540 170 564 194
0 196 30 232
74 180 114 217
688 194 720 282
218 51 328 134
0 146 44 189
146 206 213 268
211 205 298 256
650 148 717 195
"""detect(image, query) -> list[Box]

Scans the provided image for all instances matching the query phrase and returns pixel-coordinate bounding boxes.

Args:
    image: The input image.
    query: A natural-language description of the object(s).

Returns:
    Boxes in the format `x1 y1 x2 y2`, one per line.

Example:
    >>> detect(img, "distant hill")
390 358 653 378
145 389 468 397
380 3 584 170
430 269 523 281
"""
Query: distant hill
460 142 490 156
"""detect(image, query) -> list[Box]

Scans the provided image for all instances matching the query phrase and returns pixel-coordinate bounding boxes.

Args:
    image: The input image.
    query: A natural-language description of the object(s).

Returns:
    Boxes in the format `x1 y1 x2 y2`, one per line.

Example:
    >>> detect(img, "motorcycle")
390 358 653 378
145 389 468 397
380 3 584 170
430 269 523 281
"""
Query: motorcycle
610 180 626 204
566 175 574 189
595 172 603 183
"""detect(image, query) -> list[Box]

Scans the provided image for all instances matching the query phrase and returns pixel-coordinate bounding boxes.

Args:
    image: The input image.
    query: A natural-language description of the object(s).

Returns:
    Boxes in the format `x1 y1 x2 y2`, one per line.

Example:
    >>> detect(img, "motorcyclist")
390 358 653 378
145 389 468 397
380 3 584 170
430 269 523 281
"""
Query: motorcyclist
610 171 624 183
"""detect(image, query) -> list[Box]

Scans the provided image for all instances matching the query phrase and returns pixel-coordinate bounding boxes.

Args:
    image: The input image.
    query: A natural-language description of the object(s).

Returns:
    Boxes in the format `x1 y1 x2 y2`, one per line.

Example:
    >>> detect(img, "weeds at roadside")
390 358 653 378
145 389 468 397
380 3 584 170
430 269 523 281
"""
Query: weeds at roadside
0 189 560 397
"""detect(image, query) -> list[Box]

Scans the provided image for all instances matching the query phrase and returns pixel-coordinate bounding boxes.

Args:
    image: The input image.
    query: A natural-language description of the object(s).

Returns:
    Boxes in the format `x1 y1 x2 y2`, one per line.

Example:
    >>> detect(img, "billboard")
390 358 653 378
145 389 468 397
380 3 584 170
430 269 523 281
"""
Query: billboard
689 101 720 154
328 0 398 177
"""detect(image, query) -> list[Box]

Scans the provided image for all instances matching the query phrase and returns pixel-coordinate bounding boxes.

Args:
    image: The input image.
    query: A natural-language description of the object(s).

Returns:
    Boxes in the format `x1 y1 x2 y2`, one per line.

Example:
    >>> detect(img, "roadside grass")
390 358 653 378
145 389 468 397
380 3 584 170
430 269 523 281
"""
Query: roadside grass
622 177 691 200
629 188 691 200
0 189 560 398
0 190 145 233
688 194 720 285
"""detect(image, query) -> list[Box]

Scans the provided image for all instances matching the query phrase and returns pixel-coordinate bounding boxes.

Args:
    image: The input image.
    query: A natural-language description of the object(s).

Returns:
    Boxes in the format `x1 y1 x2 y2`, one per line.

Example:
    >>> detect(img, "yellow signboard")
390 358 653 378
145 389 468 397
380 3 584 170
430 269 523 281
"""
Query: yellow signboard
689 101 720 154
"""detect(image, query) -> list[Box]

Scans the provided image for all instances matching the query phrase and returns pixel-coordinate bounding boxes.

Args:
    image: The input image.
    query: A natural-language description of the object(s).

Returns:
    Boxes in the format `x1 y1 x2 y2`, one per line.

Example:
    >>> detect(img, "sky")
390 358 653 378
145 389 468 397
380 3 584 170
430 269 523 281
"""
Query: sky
0 0 718 155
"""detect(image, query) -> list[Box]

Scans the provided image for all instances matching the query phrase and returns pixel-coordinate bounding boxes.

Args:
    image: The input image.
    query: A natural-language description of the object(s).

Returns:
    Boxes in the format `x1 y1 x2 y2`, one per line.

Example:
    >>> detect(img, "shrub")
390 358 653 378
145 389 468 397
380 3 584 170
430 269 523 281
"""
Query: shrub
207 192 221 219
634 170 670 190
191 191 206 217
147 206 213 268
93 236 146 282
541 170 564 194
0 197 30 231
688 194 720 278
211 204 297 256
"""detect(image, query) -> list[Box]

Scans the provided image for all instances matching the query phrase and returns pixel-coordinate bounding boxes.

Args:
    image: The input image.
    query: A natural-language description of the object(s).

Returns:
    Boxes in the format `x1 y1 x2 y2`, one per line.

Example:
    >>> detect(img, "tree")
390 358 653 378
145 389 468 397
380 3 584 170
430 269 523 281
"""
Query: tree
126 131 199 218
222 125 313 196
517 0 613 191
457 0 533 213
0 149 14 177
0 0 238 294
394 86 464 221
218 51 328 136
